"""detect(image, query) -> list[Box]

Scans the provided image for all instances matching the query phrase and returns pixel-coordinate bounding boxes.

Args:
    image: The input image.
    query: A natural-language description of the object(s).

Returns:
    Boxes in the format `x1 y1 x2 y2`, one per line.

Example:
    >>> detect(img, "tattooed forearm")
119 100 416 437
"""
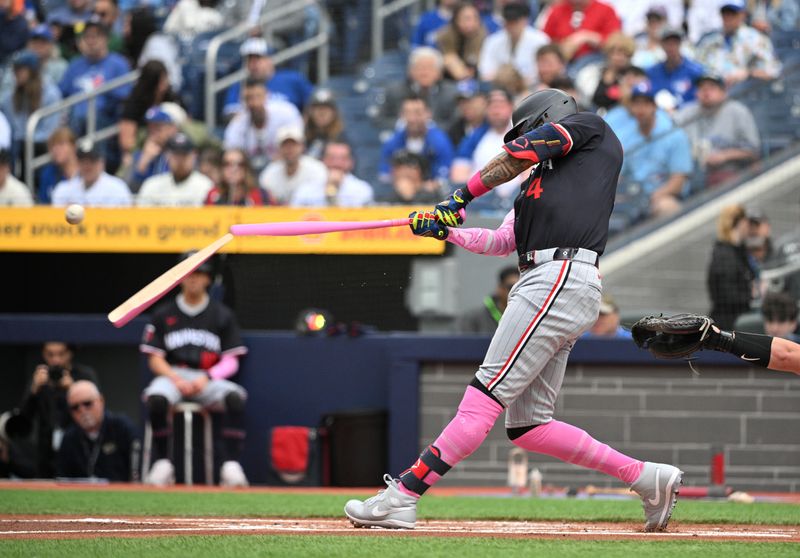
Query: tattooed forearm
479 152 535 188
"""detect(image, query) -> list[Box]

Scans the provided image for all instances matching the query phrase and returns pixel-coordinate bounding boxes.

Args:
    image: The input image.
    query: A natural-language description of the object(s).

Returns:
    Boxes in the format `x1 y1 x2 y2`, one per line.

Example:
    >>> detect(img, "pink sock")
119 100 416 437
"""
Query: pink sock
398 386 503 498
512 420 643 484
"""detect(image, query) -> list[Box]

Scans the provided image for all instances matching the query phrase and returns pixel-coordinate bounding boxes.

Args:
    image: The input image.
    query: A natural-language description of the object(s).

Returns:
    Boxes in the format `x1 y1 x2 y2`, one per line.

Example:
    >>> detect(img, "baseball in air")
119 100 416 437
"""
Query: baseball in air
65 204 85 225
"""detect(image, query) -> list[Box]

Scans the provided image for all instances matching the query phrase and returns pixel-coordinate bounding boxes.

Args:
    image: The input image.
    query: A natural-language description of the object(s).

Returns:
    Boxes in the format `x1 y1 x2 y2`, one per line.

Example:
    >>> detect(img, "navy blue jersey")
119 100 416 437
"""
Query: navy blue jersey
140 298 247 370
503 112 623 256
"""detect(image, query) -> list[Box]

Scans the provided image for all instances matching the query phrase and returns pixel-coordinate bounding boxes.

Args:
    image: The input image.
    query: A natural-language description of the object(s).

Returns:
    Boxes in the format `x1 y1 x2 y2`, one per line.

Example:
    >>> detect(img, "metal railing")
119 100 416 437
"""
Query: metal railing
24 70 140 190
371 0 420 62
204 0 330 130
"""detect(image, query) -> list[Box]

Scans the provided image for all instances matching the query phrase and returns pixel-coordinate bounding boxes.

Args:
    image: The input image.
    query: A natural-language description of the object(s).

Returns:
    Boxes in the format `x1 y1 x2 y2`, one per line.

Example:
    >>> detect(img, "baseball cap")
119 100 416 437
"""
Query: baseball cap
240 37 269 57
144 106 175 125
645 6 667 19
502 2 531 21
487 87 514 104
695 73 725 88
166 132 195 153
80 14 110 35
76 140 102 160
455 79 481 99
159 102 188 126
746 207 767 223
630 80 656 101
309 87 336 106
720 0 746 12
660 26 683 41
11 50 39 71
30 24 54 42
276 125 304 144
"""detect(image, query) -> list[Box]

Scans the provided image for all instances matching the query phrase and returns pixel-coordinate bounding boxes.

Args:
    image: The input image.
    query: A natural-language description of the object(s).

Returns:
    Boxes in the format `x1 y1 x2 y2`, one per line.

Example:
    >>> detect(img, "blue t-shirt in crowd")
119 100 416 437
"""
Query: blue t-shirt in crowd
454 122 490 161
59 53 132 123
223 70 313 116
647 57 706 108
379 124 455 182
620 116 693 196
37 162 65 204
412 9 450 47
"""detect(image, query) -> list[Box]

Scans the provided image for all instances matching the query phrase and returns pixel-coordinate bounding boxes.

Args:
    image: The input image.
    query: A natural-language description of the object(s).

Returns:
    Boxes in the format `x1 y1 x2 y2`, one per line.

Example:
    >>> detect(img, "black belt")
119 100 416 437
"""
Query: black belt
518 247 599 272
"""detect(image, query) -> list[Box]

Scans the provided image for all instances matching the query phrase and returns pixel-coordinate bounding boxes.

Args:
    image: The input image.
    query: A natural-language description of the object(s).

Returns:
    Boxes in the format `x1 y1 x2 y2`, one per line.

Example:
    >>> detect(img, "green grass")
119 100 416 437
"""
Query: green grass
1 488 798 525
0 536 798 558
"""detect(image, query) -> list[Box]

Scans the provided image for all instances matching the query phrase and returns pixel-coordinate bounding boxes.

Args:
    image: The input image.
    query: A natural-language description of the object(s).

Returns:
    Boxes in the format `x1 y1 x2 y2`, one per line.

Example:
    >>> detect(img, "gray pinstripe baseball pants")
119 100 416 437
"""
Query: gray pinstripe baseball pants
474 254 602 427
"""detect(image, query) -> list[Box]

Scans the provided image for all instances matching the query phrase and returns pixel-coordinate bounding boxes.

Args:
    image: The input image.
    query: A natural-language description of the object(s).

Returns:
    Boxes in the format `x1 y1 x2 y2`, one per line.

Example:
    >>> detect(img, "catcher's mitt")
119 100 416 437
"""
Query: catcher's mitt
631 313 714 359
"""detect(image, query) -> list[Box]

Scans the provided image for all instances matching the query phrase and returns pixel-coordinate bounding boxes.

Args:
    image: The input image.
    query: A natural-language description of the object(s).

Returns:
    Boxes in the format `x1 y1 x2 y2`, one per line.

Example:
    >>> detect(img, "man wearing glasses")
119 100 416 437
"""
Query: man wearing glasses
56 380 138 481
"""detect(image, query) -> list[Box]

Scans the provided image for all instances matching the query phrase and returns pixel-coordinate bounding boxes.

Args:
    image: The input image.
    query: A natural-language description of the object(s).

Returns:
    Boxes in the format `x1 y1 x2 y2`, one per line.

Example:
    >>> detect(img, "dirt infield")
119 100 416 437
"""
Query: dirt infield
1 515 798 542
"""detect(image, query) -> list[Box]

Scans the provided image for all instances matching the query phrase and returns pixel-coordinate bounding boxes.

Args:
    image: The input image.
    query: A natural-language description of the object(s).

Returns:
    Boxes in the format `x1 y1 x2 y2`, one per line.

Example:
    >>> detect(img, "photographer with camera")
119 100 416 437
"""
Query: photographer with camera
8 342 97 477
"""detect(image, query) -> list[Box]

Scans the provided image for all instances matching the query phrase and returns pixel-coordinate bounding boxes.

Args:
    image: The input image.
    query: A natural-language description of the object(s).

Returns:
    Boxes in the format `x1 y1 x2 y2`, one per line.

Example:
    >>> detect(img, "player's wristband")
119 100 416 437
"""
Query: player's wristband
466 172 490 199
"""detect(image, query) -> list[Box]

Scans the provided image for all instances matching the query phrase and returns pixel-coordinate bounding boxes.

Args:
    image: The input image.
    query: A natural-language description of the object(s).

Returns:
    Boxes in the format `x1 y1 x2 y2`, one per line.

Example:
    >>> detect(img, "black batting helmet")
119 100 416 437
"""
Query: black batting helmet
503 89 578 143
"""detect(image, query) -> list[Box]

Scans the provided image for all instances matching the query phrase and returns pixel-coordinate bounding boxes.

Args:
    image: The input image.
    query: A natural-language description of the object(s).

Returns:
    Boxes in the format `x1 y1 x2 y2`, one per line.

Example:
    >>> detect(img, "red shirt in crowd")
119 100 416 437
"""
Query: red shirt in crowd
543 0 621 60
205 186 271 206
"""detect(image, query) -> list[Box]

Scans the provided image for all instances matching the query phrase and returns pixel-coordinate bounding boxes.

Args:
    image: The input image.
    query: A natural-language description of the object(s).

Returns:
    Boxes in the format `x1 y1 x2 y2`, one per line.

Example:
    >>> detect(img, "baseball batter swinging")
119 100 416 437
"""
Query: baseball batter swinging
345 89 683 532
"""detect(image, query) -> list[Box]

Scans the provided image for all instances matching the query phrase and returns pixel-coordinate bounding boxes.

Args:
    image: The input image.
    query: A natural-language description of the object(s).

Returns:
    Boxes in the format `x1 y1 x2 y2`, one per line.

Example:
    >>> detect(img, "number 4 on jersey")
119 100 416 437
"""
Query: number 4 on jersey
526 176 544 199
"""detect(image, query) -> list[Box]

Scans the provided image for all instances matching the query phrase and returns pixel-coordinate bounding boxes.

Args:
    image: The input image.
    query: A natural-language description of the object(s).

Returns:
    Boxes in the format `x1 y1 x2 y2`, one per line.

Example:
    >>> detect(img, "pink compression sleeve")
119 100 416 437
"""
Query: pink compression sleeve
208 353 239 380
446 209 516 256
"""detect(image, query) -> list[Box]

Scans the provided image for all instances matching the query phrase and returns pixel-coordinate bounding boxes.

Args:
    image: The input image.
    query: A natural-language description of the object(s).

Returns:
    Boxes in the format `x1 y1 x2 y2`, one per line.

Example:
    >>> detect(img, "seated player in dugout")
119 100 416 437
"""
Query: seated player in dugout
346 89 683 533
457 266 520 333
140 253 249 487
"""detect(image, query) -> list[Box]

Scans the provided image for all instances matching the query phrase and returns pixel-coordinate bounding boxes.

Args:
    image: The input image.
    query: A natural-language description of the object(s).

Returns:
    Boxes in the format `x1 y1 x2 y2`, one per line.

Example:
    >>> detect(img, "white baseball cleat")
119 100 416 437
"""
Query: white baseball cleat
220 461 249 487
630 461 684 532
145 458 175 487
344 474 418 529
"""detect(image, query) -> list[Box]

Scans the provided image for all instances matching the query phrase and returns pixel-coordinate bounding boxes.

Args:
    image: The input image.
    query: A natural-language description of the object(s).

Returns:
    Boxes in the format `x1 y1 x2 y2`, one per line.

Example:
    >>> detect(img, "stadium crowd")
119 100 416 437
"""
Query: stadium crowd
0 0 794 229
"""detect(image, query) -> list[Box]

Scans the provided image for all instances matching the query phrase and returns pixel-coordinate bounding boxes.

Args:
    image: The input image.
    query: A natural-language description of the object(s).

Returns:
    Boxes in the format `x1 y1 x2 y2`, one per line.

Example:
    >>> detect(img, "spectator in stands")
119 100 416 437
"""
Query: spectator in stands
123 7 181 91
619 81 692 218
447 80 488 148
51 141 133 206
603 65 653 136
56 380 137 481
291 141 374 207
582 293 632 338
59 15 132 133
413 0 458 48
750 0 800 33
631 5 668 70
380 47 459 131
761 291 799 341
457 266 520 333
478 2 550 87
534 44 568 90
588 32 635 111
205 148 268 206
137 132 213 206
605 0 684 38
437 2 487 82
223 37 313 118
696 0 782 86
542 0 621 62
223 78 304 174
378 94 454 187
118 60 182 171
47 0 92 27
259 125 326 205
0 0 28 65
491 64 527 100
674 74 760 187
450 89 515 198
39 128 79 204
707 204 755 330
304 88 347 160
125 106 179 193
14 342 99 477
0 148 32 206
384 150 441 204
1 50 62 164
163 0 224 38
646 27 705 112
28 24 68 88
746 207 774 265
92 0 124 53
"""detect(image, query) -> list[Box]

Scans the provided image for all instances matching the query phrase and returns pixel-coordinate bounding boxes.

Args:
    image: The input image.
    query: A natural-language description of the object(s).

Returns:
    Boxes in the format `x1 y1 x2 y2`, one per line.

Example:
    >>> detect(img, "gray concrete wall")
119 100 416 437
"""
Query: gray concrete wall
419 362 800 492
